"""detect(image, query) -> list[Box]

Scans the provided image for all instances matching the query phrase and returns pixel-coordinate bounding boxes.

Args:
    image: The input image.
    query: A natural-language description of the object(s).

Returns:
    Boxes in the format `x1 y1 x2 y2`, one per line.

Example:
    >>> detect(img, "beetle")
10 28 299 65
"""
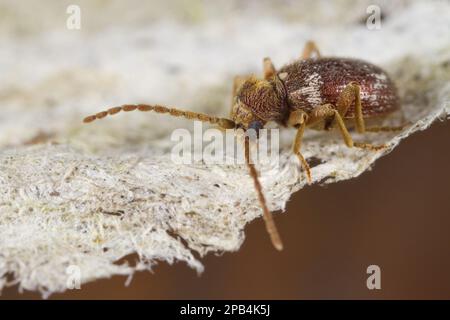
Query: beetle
83 41 404 251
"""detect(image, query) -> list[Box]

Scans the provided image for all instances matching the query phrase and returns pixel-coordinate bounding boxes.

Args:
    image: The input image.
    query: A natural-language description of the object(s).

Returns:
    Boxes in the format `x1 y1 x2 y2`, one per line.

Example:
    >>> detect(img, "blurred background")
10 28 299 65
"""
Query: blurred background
0 0 449 299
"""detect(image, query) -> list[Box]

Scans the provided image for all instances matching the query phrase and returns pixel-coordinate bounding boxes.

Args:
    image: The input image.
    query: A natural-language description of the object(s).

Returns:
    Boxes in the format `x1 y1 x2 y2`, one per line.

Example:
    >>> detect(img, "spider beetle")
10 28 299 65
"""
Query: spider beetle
84 41 404 251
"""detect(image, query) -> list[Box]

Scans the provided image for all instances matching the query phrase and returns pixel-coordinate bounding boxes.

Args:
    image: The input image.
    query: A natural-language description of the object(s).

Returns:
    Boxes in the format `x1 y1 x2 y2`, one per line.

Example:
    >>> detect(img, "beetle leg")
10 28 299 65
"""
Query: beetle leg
324 106 354 148
334 82 366 133
333 83 408 137
307 104 385 151
288 110 312 184
332 109 386 150
263 57 277 80
301 40 321 59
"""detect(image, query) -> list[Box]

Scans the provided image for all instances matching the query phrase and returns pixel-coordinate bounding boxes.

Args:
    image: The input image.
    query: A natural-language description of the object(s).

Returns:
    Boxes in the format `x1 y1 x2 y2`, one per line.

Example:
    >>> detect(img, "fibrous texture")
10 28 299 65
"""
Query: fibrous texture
0 0 448 297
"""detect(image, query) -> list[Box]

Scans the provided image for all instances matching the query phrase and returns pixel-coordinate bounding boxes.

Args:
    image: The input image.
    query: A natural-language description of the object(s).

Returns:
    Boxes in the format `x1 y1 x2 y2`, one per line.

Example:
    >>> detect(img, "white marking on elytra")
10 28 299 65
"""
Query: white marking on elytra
362 91 379 106
374 73 387 81
372 72 388 90
293 72 323 106
279 72 288 80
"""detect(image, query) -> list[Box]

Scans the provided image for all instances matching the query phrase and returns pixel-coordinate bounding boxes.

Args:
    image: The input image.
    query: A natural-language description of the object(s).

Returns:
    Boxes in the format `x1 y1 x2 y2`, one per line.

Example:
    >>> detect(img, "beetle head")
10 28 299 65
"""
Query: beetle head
231 99 266 132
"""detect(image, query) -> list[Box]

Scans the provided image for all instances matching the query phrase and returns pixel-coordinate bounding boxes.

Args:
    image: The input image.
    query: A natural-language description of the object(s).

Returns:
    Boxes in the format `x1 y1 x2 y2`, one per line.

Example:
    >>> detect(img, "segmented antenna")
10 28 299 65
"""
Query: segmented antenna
83 104 235 129
244 136 283 251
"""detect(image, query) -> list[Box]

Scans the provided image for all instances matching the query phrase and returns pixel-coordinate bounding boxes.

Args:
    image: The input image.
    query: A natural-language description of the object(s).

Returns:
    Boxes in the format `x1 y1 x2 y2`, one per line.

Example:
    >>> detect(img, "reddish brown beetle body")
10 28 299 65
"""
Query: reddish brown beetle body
279 58 399 119
233 57 400 129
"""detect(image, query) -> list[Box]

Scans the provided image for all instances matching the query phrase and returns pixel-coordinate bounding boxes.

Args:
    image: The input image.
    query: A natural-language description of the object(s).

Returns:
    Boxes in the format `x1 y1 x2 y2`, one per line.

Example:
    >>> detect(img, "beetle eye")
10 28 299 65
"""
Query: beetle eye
248 120 263 131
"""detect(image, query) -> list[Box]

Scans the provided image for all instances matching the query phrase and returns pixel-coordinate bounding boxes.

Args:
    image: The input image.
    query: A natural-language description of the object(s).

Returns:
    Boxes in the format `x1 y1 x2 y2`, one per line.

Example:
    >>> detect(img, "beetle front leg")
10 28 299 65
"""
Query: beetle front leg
288 110 312 183
301 40 321 59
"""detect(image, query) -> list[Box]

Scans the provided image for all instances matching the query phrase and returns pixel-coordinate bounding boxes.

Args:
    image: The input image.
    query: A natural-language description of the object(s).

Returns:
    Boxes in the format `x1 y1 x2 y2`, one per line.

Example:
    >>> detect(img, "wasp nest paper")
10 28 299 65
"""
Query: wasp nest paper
0 0 448 297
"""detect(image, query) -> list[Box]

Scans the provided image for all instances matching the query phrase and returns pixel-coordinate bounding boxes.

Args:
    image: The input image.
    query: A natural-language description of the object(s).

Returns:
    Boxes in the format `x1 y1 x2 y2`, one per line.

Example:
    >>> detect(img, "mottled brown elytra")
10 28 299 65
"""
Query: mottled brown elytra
83 41 405 251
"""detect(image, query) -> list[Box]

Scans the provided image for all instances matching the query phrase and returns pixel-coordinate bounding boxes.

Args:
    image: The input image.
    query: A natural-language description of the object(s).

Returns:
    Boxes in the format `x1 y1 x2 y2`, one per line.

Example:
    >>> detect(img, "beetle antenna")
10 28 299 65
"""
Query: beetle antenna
244 136 283 251
83 104 236 129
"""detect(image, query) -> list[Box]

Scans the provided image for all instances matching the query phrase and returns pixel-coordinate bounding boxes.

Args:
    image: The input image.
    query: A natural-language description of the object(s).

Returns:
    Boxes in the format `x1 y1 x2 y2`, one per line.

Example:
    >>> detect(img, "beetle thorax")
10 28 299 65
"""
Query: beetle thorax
231 76 287 129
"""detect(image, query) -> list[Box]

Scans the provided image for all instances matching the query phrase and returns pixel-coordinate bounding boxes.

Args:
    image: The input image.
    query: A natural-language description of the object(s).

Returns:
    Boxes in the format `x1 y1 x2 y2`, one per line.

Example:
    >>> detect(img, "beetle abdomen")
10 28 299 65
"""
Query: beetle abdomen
278 58 399 118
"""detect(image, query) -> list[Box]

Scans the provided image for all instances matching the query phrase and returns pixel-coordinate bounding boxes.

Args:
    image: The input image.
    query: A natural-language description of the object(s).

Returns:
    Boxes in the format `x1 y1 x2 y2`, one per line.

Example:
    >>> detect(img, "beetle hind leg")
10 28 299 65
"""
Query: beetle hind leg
307 104 386 151
331 82 407 149
301 40 321 59
334 82 366 133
